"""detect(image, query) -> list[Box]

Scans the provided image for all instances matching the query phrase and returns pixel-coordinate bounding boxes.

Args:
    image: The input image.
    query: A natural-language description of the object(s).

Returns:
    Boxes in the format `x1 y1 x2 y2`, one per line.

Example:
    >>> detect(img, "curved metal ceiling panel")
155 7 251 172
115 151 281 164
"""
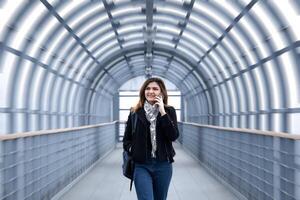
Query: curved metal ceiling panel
1 0 300 134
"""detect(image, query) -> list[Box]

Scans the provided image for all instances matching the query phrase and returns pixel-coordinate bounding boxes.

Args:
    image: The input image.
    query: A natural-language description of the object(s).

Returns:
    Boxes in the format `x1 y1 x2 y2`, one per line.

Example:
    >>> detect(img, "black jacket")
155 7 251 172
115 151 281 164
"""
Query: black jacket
123 106 179 163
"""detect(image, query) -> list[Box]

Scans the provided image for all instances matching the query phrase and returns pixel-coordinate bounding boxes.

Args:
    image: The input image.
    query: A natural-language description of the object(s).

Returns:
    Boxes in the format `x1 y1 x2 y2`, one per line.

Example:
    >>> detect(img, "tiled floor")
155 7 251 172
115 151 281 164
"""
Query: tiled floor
58 144 241 200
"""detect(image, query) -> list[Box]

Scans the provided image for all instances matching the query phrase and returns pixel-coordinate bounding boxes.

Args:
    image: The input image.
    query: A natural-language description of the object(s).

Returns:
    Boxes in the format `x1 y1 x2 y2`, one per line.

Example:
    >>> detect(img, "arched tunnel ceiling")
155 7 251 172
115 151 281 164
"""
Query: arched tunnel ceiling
1 0 299 94
1 0 300 133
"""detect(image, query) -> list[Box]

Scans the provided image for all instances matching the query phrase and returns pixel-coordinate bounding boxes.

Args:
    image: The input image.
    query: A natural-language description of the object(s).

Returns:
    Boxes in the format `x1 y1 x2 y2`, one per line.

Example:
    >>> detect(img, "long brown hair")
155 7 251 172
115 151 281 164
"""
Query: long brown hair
132 77 168 112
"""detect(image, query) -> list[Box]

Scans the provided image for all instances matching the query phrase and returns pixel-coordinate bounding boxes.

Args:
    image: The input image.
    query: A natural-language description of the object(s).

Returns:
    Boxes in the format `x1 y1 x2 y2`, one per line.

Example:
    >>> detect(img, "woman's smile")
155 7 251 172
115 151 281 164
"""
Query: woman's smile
145 82 161 104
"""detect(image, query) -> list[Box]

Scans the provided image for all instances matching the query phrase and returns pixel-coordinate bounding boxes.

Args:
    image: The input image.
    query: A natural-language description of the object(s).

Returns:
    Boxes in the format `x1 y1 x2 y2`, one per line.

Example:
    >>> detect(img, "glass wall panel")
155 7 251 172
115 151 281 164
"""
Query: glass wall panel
68 6 104 28
1 53 18 107
0 113 9 134
155 32 175 41
273 113 282 132
59 115 66 128
120 110 130 121
154 15 179 25
41 113 49 130
232 115 238 128
177 45 199 62
278 53 299 108
83 24 112 44
289 113 300 134
249 115 256 129
215 0 242 17
242 73 255 111
259 114 268 131
51 114 58 129
123 32 143 41
154 40 175 48
76 14 108 36
45 33 71 70
220 84 227 113
238 12 269 57
15 113 25 133
234 77 245 112
227 81 237 113
95 40 120 58
189 15 221 37
193 2 229 29
229 28 258 67
71 58 94 81
209 50 227 78
273 1 300 41
15 60 32 109
214 87 223 125
100 45 121 61
240 115 246 128
60 81 71 113
68 115 73 127
0 1 24 39
8 8 51 50
41 73 54 111
6 4 43 50
191 70 202 87
168 95 181 109
251 2 287 51
55 0 86 18
157 6 186 18
29 113 38 131
264 62 280 109
123 40 142 48
253 68 267 110
119 96 139 109
158 26 181 35
31 66 46 110
90 32 116 51
221 37 240 75
51 77 63 112
181 31 208 52
111 5 140 18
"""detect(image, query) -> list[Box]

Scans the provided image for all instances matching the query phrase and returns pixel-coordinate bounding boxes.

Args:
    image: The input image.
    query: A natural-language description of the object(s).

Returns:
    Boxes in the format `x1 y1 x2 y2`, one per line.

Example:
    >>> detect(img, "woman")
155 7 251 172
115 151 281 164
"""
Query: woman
123 77 179 200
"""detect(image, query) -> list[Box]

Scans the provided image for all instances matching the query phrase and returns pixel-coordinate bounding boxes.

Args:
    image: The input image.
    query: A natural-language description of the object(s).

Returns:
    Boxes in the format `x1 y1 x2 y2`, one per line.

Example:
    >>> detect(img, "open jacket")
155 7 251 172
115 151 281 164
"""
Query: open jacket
123 105 179 164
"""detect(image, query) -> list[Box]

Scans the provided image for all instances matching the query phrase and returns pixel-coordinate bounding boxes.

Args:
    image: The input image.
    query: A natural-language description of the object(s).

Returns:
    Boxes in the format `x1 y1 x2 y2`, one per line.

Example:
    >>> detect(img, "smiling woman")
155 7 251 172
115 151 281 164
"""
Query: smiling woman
123 77 179 200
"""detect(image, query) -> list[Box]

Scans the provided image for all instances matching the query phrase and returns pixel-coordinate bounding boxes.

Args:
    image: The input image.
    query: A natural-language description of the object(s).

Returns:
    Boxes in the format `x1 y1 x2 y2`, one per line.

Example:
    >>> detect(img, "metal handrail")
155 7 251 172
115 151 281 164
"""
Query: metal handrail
0 121 118 141
179 121 300 139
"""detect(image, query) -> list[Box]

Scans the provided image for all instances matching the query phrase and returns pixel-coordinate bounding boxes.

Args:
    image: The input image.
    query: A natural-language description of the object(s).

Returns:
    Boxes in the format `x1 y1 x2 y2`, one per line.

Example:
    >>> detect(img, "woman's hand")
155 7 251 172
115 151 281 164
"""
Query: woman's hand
155 95 166 116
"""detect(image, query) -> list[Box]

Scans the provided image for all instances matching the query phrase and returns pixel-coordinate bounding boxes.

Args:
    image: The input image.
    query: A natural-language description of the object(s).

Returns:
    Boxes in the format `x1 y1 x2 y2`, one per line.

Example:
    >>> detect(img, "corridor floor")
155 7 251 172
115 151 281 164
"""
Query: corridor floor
57 143 241 200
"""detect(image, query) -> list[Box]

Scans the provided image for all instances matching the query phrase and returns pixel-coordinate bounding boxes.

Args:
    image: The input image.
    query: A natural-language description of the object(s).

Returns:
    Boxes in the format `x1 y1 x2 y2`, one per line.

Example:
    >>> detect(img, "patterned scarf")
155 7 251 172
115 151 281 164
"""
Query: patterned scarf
144 100 159 158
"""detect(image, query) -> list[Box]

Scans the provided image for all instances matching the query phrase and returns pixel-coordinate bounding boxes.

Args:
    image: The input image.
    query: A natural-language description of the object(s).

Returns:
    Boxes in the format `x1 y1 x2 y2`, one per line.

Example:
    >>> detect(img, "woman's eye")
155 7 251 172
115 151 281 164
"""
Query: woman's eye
145 87 159 91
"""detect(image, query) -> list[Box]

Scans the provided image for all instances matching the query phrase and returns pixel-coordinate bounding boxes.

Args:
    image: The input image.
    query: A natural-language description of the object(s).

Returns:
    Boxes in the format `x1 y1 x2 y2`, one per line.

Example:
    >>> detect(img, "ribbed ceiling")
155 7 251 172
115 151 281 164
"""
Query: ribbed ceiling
1 0 300 133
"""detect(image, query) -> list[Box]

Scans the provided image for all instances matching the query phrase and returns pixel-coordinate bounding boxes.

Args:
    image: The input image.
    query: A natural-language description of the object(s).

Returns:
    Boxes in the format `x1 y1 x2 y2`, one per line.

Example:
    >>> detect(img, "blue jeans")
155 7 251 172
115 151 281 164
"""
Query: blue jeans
134 159 172 200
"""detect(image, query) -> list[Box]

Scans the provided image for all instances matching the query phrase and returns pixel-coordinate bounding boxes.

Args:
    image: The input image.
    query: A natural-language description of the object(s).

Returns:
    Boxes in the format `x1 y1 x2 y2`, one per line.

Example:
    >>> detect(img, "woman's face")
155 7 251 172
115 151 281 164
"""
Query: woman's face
144 82 161 105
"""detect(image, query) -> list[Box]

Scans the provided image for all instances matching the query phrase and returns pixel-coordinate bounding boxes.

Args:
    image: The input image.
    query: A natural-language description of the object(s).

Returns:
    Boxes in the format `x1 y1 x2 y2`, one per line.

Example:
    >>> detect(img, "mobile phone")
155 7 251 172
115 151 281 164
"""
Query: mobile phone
156 94 163 100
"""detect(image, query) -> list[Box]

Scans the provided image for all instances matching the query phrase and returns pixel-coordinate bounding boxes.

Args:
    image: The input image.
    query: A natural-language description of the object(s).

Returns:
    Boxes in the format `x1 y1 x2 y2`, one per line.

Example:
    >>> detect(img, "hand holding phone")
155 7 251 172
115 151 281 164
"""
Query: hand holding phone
155 95 163 103
155 94 166 116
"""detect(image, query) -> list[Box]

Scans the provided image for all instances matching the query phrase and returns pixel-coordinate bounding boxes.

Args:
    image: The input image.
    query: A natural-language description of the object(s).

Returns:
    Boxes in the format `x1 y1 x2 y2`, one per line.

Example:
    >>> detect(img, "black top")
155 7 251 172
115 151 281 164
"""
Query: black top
123 106 179 163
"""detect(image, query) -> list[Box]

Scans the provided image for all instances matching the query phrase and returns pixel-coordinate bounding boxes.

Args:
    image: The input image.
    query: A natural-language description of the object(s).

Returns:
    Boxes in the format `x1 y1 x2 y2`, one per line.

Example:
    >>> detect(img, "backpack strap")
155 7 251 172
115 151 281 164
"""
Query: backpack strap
129 112 137 191
131 112 138 135
130 179 133 191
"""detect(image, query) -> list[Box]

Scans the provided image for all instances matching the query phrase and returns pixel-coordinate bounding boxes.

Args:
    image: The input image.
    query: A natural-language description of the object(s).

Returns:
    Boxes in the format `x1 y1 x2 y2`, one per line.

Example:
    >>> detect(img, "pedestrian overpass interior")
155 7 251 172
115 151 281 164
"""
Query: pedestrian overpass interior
0 1 300 200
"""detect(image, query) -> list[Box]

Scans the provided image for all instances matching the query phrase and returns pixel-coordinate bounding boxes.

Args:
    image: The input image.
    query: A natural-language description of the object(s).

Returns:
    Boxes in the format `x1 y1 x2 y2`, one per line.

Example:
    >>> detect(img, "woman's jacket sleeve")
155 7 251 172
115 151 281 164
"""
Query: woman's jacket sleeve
159 106 179 141
123 112 133 153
